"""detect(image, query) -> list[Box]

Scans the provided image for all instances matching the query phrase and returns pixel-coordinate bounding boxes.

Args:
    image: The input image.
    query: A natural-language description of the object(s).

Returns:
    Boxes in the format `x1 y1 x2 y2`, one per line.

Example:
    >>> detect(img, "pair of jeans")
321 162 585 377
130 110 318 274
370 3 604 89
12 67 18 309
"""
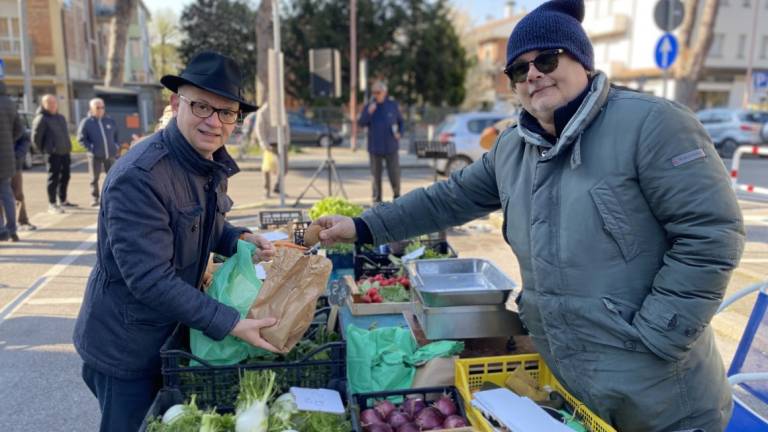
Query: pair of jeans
81 363 162 432
88 155 114 200
369 152 400 203
12 158 29 225
47 153 71 204
0 177 16 236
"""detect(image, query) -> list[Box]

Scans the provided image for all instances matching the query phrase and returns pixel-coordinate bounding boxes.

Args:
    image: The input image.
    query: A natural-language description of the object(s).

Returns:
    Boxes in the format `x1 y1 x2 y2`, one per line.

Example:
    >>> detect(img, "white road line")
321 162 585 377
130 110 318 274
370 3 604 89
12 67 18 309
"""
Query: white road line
25 298 83 305
0 225 97 326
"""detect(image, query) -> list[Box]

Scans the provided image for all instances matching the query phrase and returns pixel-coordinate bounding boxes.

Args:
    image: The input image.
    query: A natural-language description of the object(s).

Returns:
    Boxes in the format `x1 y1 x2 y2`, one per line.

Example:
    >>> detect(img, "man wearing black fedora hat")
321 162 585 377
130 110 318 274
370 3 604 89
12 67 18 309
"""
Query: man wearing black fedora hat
73 51 280 431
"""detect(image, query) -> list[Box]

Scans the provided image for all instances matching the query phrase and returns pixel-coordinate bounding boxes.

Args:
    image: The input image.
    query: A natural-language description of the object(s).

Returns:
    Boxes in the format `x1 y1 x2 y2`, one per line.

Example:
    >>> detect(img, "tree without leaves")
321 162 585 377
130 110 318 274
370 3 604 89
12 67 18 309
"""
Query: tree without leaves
673 0 720 109
178 0 258 96
104 0 137 87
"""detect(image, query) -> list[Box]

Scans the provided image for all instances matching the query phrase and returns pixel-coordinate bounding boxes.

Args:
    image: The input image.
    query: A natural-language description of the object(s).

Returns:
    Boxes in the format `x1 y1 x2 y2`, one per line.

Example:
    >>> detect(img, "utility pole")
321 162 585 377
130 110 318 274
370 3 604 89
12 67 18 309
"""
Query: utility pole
349 0 358 151
17 0 33 112
272 0 286 206
743 0 760 108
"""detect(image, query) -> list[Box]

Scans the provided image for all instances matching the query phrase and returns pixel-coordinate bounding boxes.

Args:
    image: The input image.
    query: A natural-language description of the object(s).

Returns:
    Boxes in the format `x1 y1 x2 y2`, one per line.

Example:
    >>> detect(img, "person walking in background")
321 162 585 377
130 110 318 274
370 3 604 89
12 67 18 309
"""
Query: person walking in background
12 127 36 231
254 101 290 198
0 81 24 241
31 94 75 213
77 98 119 207
357 81 404 204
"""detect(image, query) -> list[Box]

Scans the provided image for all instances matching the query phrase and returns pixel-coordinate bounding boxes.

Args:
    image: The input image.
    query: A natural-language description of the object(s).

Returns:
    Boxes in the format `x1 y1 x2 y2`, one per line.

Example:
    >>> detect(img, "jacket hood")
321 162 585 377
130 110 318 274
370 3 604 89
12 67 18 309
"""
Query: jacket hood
518 71 610 169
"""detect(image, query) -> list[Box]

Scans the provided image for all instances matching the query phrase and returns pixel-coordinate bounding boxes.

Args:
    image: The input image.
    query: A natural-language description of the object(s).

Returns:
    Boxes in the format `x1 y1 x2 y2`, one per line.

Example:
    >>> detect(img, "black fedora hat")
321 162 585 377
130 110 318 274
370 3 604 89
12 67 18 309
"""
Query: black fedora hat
161 51 257 113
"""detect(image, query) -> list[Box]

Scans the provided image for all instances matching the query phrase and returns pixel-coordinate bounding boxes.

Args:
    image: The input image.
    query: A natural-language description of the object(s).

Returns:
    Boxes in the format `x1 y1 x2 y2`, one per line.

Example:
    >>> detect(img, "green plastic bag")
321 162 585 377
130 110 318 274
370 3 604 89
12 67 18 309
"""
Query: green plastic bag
346 325 464 395
190 240 266 365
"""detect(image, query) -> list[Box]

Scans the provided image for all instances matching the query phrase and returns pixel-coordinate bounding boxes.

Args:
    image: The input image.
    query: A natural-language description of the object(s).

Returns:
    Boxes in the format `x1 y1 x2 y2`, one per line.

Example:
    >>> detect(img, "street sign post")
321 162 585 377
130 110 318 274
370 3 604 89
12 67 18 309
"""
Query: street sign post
753 71 768 91
654 0 684 32
655 33 679 70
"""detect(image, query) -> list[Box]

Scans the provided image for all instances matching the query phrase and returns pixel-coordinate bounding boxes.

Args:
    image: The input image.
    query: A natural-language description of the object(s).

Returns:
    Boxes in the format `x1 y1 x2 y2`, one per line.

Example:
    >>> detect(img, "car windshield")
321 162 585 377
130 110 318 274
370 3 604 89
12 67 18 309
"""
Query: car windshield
436 116 457 134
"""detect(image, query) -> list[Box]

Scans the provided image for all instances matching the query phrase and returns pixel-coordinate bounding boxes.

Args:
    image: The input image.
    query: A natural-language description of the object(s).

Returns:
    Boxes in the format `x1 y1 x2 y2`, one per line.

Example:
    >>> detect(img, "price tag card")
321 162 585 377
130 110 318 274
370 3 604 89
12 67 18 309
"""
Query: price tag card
290 387 345 414
401 246 425 263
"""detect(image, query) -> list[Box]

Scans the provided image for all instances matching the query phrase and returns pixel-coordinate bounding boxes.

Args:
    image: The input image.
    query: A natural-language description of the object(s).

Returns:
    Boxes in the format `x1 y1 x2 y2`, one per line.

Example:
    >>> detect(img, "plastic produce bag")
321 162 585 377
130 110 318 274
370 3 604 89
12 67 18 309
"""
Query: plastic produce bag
190 240 264 365
248 247 332 353
346 325 464 395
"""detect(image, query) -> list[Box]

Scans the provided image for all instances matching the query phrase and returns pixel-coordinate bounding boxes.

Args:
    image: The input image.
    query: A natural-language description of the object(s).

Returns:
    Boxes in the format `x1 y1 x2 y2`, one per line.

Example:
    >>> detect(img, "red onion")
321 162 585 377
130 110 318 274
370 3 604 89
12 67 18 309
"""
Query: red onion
396 423 421 432
366 424 394 432
414 406 445 430
433 395 457 417
401 398 426 418
443 415 468 428
375 400 397 419
386 410 412 429
361 408 385 427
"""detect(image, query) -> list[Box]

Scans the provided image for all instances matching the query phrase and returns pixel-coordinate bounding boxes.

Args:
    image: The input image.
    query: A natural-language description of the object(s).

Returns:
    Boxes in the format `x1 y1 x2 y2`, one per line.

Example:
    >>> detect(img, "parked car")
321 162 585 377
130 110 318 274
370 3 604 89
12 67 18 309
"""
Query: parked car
288 111 342 147
696 108 768 157
432 112 509 175
19 111 45 169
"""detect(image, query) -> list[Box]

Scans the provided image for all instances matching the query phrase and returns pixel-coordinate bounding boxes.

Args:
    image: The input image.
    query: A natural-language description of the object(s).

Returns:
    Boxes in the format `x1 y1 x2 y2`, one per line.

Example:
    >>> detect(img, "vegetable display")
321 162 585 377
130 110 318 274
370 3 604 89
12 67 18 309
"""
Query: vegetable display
359 395 467 431
308 197 363 220
355 274 410 304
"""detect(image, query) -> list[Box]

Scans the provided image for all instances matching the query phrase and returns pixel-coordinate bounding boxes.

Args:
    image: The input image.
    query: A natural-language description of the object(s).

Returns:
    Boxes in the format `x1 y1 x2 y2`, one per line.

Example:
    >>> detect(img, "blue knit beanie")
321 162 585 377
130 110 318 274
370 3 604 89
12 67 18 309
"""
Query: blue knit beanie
506 0 594 71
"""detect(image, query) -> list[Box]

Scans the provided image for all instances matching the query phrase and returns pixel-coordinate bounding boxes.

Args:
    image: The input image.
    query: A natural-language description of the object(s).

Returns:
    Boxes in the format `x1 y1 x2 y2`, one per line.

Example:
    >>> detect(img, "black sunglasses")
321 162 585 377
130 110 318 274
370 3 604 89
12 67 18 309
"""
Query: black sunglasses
504 49 565 84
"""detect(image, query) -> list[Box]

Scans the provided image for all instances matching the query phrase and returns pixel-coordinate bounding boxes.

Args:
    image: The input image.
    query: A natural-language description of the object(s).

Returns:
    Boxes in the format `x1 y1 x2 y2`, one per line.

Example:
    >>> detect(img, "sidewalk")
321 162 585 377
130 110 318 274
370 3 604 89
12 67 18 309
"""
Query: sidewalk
234 146 431 171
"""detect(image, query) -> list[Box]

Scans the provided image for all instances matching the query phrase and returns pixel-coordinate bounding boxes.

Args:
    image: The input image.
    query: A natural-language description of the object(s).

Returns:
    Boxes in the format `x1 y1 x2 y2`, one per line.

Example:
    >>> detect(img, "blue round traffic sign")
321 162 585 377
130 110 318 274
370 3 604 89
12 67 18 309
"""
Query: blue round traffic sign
655 33 679 70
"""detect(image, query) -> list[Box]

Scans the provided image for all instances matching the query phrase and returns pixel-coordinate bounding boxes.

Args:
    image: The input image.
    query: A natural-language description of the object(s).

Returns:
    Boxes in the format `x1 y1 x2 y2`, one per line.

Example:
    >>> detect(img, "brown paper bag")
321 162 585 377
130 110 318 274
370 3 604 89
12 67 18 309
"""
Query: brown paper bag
412 356 457 388
247 247 332 353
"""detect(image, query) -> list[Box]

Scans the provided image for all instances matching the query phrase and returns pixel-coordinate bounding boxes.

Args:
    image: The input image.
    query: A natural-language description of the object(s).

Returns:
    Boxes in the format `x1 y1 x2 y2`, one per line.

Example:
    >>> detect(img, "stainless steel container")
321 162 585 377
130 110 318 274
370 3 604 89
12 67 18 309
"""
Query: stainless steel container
412 289 523 339
406 258 518 307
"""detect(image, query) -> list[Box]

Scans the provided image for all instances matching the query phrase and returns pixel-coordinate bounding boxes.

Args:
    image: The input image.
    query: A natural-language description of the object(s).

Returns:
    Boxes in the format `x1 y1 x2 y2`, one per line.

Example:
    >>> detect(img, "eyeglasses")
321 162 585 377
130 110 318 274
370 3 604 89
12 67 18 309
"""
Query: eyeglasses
178 94 240 124
504 49 565 84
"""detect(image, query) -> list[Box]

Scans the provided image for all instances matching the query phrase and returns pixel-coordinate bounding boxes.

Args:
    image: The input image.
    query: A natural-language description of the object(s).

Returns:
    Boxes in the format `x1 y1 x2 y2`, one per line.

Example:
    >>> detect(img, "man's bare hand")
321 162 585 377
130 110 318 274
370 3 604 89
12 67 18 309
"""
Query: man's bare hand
313 216 357 246
230 318 280 352
367 103 377 115
241 232 275 262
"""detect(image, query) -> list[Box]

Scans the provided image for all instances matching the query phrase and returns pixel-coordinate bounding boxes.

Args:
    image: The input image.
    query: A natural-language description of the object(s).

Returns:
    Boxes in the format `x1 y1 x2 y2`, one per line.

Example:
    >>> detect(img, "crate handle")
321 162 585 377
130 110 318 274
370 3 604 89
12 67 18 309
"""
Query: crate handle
162 348 219 368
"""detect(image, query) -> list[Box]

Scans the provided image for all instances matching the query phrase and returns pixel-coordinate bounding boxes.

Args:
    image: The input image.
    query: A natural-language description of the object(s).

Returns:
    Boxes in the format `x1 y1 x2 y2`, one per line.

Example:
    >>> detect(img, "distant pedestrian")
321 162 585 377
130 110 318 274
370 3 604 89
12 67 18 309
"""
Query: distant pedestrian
12 130 36 231
253 102 290 197
31 94 75 213
0 81 24 241
358 81 404 204
77 98 119 207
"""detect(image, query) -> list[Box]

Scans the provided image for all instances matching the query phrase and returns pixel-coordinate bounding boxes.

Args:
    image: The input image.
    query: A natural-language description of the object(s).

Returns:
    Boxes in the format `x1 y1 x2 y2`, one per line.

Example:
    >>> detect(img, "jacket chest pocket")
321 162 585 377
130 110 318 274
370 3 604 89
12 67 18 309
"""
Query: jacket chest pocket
589 181 640 262
173 205 203 269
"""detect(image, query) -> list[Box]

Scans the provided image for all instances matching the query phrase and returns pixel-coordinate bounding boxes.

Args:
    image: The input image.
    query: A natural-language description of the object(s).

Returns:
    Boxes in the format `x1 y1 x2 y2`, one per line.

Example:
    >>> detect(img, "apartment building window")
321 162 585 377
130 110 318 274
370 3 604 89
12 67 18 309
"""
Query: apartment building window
0 17 20 55
761 35 768 59
737 34 747 58
709 34 725 58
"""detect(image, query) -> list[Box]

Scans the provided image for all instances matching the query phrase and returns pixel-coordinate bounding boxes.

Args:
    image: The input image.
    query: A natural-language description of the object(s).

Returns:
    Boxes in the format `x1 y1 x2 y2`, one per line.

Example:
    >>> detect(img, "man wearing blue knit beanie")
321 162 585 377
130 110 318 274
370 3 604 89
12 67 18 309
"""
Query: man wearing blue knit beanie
312 1 743 430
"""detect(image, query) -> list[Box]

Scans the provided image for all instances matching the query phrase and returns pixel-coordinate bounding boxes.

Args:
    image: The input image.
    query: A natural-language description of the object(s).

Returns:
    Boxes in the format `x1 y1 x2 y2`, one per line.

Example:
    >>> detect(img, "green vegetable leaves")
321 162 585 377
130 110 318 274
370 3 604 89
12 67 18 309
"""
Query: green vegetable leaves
308 197 363 220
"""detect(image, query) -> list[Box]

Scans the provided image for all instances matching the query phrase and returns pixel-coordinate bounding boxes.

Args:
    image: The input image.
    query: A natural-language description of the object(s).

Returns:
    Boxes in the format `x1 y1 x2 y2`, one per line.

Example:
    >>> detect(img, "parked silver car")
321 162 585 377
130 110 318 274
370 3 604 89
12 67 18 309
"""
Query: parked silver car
432 111 509 175
696 108 768 157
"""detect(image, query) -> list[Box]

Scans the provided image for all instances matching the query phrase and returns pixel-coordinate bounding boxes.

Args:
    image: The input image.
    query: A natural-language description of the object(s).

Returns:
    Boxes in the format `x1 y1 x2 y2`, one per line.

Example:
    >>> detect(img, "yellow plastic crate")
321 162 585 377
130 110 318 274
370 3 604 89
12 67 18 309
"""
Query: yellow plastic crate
454 354 616 432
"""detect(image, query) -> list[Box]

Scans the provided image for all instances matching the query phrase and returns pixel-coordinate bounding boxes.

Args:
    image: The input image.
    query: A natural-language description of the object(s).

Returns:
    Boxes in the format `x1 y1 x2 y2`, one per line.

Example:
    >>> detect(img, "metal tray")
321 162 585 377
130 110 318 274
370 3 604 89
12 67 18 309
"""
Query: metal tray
406 258 517 307
412 289 523 339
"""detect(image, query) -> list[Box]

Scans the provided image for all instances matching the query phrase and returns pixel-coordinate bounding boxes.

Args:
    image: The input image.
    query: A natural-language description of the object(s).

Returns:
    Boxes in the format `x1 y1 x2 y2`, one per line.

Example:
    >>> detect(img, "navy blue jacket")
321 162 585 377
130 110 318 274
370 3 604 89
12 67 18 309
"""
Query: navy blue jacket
77 115 120 158
14 133 30 161
358 97 404 155
73 119 248 379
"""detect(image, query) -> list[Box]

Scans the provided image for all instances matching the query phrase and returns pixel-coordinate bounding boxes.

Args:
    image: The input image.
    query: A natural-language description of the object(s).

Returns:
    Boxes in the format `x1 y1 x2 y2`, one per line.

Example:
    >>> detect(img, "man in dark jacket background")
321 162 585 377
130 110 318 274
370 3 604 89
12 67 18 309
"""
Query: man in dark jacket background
0 81 24 241
31 94 75 213
73 51 278 432
12 127 35 231
358 81 404 204
77 97 119 206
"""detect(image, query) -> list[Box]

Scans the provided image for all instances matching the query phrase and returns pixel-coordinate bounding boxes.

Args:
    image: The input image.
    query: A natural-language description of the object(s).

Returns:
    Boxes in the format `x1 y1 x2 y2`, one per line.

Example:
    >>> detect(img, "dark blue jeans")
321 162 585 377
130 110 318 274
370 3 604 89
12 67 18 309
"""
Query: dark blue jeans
81 363 162 432
0 177 16 236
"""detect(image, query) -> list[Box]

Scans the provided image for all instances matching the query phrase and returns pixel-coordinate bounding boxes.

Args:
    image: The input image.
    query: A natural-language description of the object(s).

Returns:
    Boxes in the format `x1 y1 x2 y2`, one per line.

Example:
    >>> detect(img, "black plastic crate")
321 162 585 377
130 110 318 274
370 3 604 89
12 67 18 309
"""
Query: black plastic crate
292 221 312 245
258 210 305 230
350 386 469 432
414 140 456 159
353 253 402 280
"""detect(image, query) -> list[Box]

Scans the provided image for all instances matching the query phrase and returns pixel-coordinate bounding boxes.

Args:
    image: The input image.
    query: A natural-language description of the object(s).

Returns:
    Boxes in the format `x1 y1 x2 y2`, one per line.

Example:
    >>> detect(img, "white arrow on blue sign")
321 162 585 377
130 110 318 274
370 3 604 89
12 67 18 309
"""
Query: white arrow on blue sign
753 71 768 91
655 33 679 70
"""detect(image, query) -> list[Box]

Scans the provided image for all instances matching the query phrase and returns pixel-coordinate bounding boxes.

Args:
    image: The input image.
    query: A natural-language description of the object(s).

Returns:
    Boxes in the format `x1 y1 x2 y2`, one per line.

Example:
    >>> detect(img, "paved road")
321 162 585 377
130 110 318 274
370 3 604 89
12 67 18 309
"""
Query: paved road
0 153 767 430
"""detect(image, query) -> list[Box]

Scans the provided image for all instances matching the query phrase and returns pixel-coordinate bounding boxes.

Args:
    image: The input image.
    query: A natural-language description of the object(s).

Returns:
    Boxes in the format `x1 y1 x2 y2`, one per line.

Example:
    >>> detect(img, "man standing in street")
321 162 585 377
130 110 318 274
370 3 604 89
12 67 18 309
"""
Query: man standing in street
315 1 744 430
12 127 36 231
0 81 24 241
358 81 404 204
253 101 290 198
31 94 75 213
77 97 119 207
73 51 279 432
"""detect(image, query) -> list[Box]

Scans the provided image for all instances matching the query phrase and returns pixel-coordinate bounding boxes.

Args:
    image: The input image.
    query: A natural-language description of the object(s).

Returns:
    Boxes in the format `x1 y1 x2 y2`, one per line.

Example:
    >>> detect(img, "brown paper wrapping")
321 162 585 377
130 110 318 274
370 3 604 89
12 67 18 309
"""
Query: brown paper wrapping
247 248 332 353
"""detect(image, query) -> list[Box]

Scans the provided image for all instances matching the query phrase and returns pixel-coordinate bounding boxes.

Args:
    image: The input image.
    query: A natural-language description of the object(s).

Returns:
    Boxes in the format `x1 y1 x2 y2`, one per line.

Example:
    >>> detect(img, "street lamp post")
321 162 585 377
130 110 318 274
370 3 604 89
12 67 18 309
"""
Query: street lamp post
17 0 33 112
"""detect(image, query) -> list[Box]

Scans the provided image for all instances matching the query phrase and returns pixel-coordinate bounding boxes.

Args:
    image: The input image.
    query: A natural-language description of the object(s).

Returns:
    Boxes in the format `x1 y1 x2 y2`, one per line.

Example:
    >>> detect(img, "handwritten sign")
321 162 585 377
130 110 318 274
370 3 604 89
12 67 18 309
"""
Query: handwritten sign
290 387 345 414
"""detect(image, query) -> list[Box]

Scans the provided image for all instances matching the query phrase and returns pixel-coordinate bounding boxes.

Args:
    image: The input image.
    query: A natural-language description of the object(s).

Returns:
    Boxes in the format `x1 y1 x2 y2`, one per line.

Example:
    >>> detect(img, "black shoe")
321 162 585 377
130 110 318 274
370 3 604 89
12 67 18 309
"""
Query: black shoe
91 200 100 207
18 224 37 231
60 201 78 208
10 233 19 242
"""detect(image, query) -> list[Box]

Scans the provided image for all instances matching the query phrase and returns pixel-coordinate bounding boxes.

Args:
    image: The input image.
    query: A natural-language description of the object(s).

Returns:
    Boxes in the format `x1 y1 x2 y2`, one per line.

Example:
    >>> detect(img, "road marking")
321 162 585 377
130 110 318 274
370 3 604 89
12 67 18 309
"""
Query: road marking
25 297 83 305
0 225 97 326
